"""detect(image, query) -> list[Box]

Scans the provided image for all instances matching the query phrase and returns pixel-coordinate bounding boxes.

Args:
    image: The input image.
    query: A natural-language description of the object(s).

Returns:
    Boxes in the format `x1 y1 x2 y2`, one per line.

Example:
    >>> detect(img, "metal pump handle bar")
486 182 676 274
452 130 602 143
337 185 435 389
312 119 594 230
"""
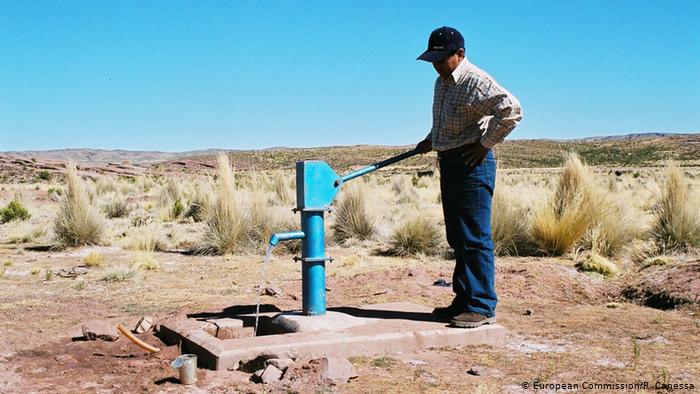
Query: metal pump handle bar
336 148 422 186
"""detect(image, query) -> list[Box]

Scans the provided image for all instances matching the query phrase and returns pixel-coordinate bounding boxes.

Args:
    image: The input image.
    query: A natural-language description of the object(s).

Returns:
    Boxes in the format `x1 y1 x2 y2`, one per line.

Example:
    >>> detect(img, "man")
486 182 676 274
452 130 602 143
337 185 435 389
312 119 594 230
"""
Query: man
415 26 522 328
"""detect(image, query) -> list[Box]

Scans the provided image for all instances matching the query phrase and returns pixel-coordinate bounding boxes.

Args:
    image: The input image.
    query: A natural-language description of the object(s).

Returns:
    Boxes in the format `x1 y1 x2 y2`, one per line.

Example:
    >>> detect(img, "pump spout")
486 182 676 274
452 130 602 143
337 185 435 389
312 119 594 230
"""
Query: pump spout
269 230 305 247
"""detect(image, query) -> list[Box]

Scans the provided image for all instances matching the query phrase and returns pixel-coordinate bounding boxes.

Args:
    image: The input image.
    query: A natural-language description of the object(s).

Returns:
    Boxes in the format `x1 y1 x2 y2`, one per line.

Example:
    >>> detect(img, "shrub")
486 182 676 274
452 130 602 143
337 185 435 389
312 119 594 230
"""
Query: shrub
83 252 104 267
37 170 51 181
0 200 31 223
53 162 105 246
650 161 700 251
530 153 603 255
103 198 131 219
386 216 441 256
332 184 375 243
197 154 250 254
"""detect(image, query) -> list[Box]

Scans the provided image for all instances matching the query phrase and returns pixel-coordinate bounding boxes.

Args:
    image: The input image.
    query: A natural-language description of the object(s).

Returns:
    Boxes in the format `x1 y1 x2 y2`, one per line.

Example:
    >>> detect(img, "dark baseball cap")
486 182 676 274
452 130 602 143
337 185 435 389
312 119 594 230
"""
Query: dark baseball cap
417 26 464 63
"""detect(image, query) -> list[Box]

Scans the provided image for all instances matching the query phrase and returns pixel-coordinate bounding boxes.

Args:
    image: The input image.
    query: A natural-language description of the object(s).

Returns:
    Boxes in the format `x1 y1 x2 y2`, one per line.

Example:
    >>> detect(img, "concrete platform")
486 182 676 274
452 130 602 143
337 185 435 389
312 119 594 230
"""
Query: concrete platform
159 302 506 371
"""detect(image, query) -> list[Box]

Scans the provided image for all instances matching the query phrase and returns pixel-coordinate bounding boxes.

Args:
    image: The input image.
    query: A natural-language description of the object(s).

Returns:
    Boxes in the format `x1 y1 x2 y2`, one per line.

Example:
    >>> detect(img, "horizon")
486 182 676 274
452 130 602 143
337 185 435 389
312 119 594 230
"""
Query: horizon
2 131 697 154
1 1 699 151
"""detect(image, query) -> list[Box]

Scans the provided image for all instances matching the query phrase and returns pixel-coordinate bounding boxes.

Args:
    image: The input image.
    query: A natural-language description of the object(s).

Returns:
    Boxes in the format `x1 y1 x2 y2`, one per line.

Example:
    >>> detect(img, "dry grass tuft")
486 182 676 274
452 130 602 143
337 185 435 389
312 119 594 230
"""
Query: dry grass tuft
271 172 294 205
530 152 602 255
124 224 164 252
332 184 375 243
491 177 534 256
131 252 159 271
54 163 105 246
651 161 700 251
391 175 419 204
386 216 441 256
101 265 138 282
83 252 104 267
103 197 131 219
197 154 250 254
575 252 619 277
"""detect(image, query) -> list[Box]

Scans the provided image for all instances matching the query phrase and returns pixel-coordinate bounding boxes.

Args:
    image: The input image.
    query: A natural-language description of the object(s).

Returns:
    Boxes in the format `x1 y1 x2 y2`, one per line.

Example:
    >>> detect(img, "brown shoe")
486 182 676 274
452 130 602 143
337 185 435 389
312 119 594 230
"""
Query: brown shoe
450 312 496 328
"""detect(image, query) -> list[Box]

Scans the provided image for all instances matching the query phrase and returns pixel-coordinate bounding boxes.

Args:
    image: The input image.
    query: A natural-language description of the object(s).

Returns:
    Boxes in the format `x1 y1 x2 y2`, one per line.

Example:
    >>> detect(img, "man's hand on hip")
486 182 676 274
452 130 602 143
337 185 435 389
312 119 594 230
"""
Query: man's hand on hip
462 141 490 166
415 138 432 154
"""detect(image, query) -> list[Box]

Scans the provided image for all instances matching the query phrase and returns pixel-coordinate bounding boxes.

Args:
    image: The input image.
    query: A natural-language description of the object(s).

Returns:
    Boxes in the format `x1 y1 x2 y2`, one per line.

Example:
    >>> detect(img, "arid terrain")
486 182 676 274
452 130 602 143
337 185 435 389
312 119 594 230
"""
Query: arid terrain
1 135 698 393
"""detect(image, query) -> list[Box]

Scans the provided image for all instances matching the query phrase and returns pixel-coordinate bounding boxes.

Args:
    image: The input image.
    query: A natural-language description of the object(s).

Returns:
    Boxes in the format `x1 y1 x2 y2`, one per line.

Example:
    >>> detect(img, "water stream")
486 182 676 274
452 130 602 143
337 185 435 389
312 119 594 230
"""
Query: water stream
254 245 275 335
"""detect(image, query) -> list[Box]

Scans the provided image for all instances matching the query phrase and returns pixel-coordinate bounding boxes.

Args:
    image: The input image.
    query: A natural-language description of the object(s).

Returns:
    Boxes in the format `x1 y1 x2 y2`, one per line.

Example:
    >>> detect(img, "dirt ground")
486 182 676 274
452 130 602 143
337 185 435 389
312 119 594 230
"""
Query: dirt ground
1 242 698 393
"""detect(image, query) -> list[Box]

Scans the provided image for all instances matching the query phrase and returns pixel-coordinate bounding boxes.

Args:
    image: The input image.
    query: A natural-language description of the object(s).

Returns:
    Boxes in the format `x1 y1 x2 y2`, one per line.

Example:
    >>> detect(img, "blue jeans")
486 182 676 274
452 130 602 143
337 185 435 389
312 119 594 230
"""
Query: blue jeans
438 148 497 317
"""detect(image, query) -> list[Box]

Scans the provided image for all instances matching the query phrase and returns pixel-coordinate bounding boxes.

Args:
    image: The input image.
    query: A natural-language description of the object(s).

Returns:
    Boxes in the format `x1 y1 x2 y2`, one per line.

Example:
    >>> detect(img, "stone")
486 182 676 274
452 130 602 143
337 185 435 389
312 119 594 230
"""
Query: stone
319 357 357 385
55 355 77 365
81 320 119 342
433 278 451 287
266 358 294 372
262 286 282 297
260 364 283 384
134 316 154 334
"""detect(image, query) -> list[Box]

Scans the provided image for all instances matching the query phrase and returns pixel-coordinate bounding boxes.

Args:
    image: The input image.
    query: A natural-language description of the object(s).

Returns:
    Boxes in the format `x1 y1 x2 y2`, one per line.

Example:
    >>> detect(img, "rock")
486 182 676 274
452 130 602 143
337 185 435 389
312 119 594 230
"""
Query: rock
262 286 282 297
55 355 77 365
524 309 533 316
133 316 154 334
81 320 119 342
466 366 504 377
260 364 283 384
433 278 451 287
56 266 89 278
319 357 357 385
408 359 428 367
266 358 294 372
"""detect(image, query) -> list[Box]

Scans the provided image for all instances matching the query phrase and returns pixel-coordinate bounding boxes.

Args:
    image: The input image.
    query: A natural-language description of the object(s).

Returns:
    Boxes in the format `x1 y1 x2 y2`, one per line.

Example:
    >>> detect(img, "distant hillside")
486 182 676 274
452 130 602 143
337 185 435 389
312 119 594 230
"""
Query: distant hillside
1 134 698 182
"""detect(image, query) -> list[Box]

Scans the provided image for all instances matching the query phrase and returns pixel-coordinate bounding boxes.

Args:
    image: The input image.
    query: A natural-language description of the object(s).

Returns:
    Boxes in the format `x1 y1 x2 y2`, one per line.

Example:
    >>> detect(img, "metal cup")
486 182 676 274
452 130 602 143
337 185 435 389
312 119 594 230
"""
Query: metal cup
170 354 197 385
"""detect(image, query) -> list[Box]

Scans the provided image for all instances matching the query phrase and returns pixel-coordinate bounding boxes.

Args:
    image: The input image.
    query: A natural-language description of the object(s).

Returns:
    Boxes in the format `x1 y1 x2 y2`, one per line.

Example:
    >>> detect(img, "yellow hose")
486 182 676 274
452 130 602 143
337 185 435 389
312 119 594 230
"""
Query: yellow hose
117 324 161 353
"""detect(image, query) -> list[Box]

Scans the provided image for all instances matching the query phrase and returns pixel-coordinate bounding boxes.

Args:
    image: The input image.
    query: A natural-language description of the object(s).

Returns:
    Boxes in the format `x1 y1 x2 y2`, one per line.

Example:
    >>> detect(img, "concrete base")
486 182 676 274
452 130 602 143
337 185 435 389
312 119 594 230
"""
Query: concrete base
269 311 370 333
159 302 506 371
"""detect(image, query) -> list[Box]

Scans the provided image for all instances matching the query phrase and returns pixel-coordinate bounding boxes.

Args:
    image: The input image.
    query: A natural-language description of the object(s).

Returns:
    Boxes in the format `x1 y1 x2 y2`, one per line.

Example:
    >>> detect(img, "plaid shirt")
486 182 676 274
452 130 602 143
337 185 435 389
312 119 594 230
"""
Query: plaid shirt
427 58 522 151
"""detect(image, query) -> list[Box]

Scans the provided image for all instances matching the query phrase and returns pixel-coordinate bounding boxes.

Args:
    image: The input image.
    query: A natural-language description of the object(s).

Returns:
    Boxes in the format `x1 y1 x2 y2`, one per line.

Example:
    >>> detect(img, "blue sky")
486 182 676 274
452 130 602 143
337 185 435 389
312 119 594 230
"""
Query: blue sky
1 1 698 151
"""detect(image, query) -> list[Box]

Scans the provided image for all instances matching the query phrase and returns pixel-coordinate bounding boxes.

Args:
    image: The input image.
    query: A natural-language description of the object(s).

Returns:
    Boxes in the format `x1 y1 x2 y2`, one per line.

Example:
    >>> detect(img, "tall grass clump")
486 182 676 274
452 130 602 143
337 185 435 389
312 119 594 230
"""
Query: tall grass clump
198 154 250 254
271 172 294 205
184 180 213 222
491 177 534 256
124 224 164 252
54 163 105 246
582 201 638 257
103 197 131 219
651 161 700 251
391 175 419 204
332 184 375 243
0 199 31 223
530 152 602 255
387 216 441 256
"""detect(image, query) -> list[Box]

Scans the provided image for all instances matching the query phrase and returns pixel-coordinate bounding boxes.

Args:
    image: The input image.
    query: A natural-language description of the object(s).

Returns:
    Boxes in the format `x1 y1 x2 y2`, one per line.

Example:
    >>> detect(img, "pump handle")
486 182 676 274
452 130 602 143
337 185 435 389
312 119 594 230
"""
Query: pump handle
338 148 422 186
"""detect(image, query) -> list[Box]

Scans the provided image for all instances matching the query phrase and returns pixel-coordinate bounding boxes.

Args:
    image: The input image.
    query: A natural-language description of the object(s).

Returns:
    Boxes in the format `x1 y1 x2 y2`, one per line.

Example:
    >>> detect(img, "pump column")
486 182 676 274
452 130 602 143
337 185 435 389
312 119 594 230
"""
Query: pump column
300 210 326 315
